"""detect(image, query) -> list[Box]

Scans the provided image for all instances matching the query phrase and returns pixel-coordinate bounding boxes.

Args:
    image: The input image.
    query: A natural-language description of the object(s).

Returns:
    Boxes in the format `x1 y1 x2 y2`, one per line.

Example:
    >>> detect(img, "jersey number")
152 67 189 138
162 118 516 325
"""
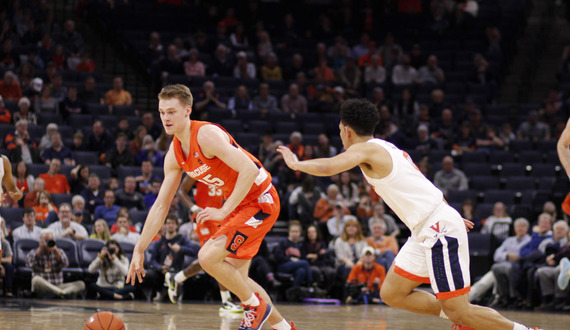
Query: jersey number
199 174 225 187
208 185 223 196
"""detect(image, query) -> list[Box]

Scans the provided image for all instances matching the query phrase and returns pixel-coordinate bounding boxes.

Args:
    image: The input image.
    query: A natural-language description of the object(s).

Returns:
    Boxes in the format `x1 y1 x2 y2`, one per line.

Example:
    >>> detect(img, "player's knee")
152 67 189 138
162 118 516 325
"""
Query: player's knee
380 284 397 306
442 304 468 325
198 248 213 270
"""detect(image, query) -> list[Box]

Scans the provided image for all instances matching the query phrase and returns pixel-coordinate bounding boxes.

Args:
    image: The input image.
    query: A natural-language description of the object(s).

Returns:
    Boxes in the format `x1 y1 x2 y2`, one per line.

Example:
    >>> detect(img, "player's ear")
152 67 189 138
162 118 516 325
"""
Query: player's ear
186 105 192 116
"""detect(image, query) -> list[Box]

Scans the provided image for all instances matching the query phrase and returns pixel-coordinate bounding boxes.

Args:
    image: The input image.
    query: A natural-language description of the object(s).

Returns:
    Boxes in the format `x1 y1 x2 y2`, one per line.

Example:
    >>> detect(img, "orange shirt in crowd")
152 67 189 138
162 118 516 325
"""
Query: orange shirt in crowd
104 89 132 105
346 262 386 291
38 173 71 194
366 236 400 255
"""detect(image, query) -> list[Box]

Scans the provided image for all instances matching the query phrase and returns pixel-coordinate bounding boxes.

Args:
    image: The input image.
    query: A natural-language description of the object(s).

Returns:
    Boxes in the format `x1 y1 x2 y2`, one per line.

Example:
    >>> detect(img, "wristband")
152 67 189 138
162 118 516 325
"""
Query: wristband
191 205 201 213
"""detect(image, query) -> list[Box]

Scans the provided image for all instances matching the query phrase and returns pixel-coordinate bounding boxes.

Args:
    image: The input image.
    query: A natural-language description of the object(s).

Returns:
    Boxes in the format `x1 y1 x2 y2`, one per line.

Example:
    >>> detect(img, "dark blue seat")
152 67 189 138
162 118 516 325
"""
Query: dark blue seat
27 163 49 177
113 105 136 117
462 163 491 176
529 164 557 178
461 151 487 164
74 151 99 165
118 166 141 181
37 113 63 125
446 189 477 204
537 177 556 191
274 121 300 134
120 242 135 262
55 238 84 280
219 119 243 135
489 151 515 164
0 207 24 230
301 122 326 135
248 120 272 134
535 140 557 153
51 194 73 207
235 132 260 150
483 189 514 205
205 108 231 123
509 140 533 152
69 114 94 130
130 210 148 225
499 163 527 176
517 150 542 164
90 165 111 180
467 232 493 279
469 175 499 191
77 239 105 269
13 239 38 280
506 176 535 191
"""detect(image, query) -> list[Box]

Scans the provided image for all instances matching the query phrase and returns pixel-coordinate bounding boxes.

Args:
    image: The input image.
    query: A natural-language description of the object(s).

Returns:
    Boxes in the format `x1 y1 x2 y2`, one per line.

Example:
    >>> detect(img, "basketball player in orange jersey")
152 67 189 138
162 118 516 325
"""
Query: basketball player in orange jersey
163 175 244 314
126 84 294 330
556 117 570 290
277 99 542 330
0 154 25 254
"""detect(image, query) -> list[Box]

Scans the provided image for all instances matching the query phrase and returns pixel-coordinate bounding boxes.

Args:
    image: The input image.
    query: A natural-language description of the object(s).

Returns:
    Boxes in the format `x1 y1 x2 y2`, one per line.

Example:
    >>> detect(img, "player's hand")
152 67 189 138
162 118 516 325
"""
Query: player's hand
276 146 299 170
126 249 146 285
463 218 474 232
196 207 227 224
8 187 24 201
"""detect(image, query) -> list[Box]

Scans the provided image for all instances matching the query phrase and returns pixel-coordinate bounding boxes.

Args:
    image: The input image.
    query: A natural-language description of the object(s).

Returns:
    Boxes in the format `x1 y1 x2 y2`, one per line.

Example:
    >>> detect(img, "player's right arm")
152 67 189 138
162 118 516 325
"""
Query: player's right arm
558 117 570 179
127 146 183 285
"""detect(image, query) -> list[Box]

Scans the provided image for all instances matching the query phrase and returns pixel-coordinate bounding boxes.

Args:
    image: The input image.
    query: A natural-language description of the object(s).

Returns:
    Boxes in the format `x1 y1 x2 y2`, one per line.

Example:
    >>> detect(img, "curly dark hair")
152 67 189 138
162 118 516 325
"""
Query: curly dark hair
339 98 379 136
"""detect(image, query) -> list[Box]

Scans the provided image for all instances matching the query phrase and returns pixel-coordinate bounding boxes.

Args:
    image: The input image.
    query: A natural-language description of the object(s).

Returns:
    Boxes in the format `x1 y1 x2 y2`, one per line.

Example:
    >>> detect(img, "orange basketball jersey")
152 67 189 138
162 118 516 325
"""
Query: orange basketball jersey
193 181 224 245
173 120 272 205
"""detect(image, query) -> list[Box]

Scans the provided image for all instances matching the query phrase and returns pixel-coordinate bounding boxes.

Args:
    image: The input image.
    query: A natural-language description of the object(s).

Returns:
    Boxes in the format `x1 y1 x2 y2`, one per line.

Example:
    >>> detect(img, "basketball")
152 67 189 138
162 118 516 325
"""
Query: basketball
84 311 125 330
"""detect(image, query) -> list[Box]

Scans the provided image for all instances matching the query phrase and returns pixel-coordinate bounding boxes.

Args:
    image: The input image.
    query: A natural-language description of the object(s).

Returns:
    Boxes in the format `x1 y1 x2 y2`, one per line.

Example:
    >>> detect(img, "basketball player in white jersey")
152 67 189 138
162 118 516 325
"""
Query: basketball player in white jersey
0 154 25 254
277 99 541 330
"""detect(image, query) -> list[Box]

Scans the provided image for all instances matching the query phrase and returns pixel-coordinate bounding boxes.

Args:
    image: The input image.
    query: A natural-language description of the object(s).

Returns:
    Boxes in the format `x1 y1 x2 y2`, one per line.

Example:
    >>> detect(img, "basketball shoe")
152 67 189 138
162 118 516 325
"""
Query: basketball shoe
238 293 272 330
164 272 179 304
219 299 244 313
272 321 296 330
557 257 570 290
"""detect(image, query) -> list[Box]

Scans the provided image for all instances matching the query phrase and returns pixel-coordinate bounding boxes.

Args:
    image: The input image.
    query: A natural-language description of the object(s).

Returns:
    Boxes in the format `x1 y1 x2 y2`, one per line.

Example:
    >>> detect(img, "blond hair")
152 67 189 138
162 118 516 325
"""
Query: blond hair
92 219 112 242
158 84 193 106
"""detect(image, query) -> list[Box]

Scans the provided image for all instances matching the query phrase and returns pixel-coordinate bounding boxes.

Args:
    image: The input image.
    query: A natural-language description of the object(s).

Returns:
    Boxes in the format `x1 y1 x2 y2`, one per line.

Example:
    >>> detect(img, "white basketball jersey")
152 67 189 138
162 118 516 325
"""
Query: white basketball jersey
360 139 444 231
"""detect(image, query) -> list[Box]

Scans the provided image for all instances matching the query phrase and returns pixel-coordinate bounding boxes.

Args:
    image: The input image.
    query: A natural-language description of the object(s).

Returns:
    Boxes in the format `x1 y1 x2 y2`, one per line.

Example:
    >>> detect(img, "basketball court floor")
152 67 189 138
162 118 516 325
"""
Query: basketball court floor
0 298 568 329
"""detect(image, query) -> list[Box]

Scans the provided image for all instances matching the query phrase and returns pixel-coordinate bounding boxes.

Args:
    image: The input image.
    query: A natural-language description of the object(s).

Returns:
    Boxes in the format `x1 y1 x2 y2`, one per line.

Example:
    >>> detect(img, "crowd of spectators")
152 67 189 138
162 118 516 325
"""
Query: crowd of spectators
0 0 569 308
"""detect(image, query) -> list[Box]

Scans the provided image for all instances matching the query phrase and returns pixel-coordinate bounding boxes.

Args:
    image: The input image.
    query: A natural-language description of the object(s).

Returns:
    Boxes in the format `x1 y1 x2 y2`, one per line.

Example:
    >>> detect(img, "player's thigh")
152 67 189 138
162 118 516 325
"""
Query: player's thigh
199 234 229 263
226 257 251 278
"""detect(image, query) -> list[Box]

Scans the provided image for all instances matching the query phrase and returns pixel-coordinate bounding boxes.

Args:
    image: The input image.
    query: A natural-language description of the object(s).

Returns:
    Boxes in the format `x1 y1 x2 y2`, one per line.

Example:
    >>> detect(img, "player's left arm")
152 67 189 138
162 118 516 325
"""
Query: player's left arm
196 125 260 222
277 144 368 177
1 155 23 201
558 117 570 179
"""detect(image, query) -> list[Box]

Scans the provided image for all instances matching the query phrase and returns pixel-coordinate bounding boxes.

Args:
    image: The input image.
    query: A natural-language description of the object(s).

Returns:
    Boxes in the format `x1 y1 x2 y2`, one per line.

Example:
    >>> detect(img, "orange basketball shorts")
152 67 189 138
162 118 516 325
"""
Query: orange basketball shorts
210 185 280 259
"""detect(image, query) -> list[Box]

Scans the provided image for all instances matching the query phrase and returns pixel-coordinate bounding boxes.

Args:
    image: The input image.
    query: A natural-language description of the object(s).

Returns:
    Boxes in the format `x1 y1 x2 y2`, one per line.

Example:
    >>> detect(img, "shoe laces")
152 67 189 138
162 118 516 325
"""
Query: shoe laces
239 307 257 328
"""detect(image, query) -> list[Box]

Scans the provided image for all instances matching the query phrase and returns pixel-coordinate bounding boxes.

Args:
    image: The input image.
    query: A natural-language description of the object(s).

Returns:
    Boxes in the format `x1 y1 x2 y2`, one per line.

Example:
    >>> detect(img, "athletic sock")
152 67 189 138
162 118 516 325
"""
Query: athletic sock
512 322 531 330
243 293 260 307
174 271 188 284
272 319 291 330
220 290 231 302
439 309 449 319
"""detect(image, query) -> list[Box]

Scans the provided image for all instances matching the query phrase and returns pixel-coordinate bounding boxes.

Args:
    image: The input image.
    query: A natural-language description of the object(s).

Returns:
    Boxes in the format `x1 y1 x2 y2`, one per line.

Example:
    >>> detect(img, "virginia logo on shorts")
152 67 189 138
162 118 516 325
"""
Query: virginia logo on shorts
430 222 440 233
227 231 248 254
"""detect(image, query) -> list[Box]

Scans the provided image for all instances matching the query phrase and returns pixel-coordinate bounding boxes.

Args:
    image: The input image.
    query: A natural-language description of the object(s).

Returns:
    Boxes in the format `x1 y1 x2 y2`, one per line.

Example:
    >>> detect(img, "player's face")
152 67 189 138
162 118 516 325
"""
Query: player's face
338 122 351 149
158 98 191 135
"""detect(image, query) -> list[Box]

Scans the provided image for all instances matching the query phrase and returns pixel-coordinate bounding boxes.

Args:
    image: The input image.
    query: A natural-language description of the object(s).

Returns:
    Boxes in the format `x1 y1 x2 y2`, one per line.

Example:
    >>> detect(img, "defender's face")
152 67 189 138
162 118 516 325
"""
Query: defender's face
159 98 191 135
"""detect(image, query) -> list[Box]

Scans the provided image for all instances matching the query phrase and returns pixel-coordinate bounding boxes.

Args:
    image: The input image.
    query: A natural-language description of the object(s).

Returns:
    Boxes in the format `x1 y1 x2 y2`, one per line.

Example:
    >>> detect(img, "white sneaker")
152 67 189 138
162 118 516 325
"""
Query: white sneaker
557 257 570 290
219 300 244 314
165 272 178 304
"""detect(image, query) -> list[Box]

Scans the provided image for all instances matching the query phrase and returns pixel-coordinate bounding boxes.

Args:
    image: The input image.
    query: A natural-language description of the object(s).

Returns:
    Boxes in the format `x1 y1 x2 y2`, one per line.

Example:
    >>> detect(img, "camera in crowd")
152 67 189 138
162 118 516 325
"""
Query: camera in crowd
47 239 56 248
107 247 116 255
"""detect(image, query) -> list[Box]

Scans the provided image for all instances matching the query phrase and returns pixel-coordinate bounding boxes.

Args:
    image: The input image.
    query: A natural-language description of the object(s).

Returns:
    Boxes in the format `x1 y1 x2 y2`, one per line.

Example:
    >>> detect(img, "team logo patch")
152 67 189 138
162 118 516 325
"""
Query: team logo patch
227 231 248 254
194 152 199 158
430 221 440 233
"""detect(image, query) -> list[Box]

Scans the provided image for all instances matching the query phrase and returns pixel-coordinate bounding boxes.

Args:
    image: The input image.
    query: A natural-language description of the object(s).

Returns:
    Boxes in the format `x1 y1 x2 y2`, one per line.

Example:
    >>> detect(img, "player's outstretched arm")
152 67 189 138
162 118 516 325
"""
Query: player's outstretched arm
196 125 259 223
277 144 368 177
558 117 570 179
1 155 24 201
127 147 182 285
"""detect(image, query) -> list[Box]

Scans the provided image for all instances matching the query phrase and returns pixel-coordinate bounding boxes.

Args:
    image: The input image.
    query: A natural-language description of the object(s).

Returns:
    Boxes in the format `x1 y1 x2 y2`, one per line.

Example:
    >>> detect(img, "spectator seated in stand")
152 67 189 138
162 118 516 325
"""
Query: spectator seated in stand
33 190 57 227
345 246 386 305
274 221 315 291
0 226 14 297
38 158 70 194
333 218 367 282
93 190 121 225
366 219 399 271
12 208 42 242
81 174 105 214
47 203 88 241
42 133 75 166
480 202 512 236
25 229 86 299
433 156 468 196
0 96 12 123
104 76 132 106
111 215 140 245
89 219 112 242
0 71 22 101
536 222 570 310
87 240 136 300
